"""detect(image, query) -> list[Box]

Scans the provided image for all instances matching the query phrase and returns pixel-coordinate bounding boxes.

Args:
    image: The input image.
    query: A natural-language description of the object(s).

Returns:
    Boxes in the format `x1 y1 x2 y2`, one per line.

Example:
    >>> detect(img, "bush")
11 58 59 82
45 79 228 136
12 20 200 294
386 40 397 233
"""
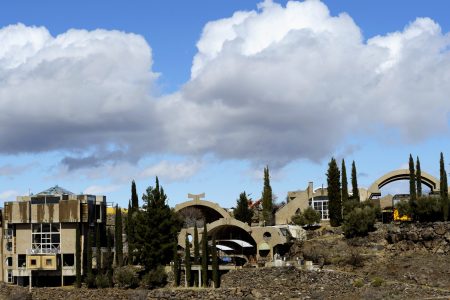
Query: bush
371 277 384 287
96 273 110 288
114 265 140 289
85 273 96 288
353 278 364 288
415 196 442 222
141 266 168 289
346 251 365 268
291 207 321 226
342 202 377 238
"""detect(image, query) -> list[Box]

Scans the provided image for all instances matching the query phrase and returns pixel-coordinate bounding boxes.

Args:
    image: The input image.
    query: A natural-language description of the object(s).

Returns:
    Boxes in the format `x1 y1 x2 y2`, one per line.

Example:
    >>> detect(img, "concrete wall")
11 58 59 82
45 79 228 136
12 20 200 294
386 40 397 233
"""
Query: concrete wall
15 224 30 254
61 223 76 254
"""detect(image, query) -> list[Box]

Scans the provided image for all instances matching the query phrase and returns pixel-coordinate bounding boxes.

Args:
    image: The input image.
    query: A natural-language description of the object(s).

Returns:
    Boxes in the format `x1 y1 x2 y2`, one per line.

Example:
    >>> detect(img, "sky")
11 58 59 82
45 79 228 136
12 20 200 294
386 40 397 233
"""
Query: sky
1 0 450 209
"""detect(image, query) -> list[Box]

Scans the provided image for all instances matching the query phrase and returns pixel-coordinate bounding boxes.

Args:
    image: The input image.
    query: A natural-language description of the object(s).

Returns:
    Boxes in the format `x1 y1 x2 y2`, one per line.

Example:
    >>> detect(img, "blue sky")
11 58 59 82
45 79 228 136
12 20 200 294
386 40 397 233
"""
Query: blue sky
1 0 450 208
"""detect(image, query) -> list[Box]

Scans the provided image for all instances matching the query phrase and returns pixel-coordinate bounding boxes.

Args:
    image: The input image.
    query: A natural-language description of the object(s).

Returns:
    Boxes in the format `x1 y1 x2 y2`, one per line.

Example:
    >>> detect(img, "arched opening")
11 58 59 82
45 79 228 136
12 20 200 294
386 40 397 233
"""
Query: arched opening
177 205 225 228
208 225 257 266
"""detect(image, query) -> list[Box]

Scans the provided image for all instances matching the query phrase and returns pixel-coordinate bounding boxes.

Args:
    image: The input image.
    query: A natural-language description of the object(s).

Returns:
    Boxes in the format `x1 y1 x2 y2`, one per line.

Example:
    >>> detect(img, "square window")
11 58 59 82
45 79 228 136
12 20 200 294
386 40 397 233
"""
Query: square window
31 259 37 266
46 259 52 266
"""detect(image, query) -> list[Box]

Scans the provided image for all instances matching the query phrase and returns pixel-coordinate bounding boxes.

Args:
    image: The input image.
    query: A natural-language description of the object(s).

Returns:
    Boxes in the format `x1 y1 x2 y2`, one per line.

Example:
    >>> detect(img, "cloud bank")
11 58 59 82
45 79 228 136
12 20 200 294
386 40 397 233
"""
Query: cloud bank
1 0 450 173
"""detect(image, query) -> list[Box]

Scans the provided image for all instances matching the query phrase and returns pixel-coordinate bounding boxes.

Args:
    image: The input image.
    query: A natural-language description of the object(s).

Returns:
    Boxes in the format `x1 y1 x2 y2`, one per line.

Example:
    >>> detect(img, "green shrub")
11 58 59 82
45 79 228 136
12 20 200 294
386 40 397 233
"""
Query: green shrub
291 207 321 226
415 196 442 222
353 278 364 288
395 200 412 218
347 251 365 268
141 266 168 289
96 273 110 288
85 272 96 288
342 202 377 238
371 277 384 287
114 265 140 289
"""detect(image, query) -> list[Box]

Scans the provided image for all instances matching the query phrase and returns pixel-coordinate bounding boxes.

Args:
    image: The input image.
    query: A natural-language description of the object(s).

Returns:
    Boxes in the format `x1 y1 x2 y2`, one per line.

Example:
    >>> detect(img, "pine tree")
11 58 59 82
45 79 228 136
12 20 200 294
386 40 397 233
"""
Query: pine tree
416 156 422 198
193 225 200 287
327 157 342 227
173 244 180 287
341 159 349 216
185 233 192 287
440 152 449 221
133 177 181 271
96 223 101 272
262 166 274 225
211 236 219 288
233 192 254 225
409 154 417 218
115 205 123 267
351 161 360 202
75 224 81 288
201 222 208 287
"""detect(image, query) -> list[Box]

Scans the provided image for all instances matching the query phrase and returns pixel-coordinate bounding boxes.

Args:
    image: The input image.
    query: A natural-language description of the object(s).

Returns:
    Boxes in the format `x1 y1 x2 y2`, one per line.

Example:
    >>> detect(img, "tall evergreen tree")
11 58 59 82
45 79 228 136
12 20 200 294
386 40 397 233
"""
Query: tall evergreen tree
193 225 200 287
327 158 342 227
416 156 422 197
131 180 139 209
409 154 417 217
351 161 360 202
262 166 274 225
201 222 208 287
184 233 192 287
211 236 219 288
440 152 449 221
115 205 123 267
341 159 349 216
96 223 101 272
75 224 81 288
173 244 180 287
134 177 181 271
127 200 134 265
86 227 93 276
106 227 113 286
233 191 254 225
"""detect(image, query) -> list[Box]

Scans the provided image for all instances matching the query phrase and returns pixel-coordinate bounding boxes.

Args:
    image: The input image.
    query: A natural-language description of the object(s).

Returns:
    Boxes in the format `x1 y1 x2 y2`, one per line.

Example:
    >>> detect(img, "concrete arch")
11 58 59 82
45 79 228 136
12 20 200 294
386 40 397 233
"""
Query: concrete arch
175 199 231 220
367 169 440 199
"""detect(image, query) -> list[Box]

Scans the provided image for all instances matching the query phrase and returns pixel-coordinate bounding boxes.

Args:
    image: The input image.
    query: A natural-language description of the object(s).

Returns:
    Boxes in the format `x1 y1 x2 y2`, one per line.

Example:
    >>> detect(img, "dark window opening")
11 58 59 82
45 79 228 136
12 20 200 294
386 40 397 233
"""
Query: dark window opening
18 255 26 268
63 254 75 267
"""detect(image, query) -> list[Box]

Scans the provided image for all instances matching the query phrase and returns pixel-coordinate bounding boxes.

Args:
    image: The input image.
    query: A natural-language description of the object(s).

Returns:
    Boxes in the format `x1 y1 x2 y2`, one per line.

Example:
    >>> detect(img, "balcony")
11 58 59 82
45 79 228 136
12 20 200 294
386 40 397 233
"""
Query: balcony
27 245 61 255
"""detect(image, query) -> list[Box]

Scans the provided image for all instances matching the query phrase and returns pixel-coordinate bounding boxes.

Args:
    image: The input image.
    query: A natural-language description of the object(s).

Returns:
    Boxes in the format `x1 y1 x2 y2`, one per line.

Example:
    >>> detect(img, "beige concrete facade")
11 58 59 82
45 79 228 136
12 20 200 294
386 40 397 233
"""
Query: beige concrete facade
0 186 107 287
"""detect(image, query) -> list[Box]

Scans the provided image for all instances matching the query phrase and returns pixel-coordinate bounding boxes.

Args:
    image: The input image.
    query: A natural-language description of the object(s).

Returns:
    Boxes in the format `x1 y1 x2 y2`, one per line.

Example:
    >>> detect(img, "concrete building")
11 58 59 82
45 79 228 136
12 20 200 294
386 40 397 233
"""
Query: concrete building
0 186 107 286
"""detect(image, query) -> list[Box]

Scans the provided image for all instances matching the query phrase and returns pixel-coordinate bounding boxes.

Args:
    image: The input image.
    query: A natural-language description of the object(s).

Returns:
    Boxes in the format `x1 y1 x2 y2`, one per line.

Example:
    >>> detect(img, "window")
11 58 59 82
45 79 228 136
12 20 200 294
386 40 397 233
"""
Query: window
309 197 329 220
31 259 37 266
6 257 12 267
7 270 12 283
6 242 12 252
46 259 52 266
18 255 26 268
31 223 60 254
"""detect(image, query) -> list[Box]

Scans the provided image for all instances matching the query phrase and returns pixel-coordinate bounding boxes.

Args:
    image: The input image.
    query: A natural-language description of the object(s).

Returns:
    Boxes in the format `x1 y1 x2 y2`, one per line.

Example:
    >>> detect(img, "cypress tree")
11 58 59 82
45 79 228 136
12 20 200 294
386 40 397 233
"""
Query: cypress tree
133 177 181 271
341 159 349 216
262 166 274 225
201 222 208 287
440 153 449 220
106 228 113 286
96 223 101 272
127 200 134 265
416 156 422 198
131 180 139 209
86 227 93 276
211 236 219 288
115 205 123 267
327 157 342 227
351 161 360 202
173 244 180 287
75 224 81 288
234 191 254 225
193 225 200 287
184 233 192 287
409 154 417 217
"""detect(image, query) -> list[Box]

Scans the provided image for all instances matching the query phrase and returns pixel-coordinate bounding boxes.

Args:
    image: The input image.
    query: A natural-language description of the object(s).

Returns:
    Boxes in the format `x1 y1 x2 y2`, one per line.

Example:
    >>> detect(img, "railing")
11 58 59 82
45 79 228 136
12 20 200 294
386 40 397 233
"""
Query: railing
26 245 60 255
